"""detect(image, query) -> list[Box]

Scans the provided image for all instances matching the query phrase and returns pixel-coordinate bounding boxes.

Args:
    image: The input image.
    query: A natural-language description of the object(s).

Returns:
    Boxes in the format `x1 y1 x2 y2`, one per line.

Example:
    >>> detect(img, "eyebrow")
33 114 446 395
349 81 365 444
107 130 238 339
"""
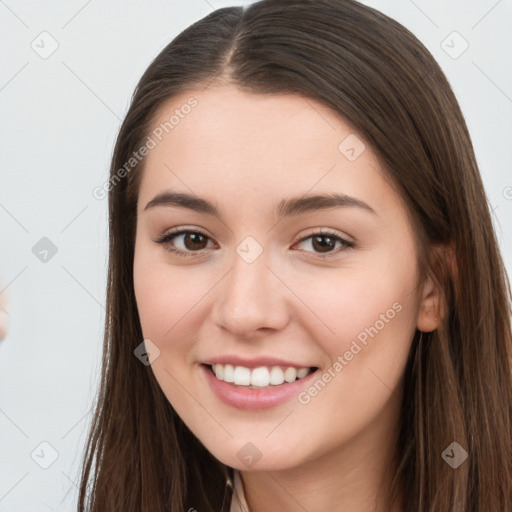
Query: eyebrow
144 191 377 218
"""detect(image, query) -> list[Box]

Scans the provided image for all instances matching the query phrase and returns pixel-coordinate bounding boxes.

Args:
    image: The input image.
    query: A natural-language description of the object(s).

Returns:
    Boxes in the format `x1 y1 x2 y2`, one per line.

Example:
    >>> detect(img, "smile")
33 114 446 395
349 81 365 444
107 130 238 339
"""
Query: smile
209 363 316 388
201 363 320 410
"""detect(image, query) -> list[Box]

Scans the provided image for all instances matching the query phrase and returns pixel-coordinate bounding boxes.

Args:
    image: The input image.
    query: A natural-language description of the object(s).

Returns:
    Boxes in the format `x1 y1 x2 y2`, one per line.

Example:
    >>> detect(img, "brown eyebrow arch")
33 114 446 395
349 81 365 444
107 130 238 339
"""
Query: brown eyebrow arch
144 191 377 218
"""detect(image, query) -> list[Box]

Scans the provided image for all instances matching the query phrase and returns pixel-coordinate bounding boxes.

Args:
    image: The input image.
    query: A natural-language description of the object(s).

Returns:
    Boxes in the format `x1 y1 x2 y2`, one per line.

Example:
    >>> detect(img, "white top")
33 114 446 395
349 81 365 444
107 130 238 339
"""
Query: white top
229 470 250 512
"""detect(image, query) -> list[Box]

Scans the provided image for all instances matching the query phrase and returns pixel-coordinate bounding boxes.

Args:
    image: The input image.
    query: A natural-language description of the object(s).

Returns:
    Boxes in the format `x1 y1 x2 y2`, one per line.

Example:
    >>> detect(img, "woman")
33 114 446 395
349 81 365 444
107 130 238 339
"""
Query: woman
78 1 512 511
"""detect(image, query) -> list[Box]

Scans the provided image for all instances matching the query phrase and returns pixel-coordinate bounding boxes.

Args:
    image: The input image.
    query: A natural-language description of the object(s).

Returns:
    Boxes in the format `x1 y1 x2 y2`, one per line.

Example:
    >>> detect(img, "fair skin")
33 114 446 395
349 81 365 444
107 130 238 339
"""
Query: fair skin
133 84 441 512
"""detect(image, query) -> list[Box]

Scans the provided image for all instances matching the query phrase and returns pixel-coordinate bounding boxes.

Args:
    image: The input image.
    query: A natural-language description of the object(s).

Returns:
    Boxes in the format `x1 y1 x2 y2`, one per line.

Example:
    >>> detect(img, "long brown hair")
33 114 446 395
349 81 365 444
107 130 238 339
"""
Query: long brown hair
78 1 512 510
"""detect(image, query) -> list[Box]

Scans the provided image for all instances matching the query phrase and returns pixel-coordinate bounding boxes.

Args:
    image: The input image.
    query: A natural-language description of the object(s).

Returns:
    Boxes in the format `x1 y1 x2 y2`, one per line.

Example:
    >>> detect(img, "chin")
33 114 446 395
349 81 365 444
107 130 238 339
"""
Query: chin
201 436 311 472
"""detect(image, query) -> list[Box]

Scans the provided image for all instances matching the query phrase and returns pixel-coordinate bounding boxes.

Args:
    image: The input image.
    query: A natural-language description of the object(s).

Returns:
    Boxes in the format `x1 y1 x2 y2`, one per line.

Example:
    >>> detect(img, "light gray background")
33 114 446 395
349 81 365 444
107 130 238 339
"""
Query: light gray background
0 1 511 510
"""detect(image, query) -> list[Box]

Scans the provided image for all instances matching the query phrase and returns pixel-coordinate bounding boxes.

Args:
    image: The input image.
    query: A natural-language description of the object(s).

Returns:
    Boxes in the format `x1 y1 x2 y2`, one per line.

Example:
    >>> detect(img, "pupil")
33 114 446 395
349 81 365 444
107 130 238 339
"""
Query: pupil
312 235 335 253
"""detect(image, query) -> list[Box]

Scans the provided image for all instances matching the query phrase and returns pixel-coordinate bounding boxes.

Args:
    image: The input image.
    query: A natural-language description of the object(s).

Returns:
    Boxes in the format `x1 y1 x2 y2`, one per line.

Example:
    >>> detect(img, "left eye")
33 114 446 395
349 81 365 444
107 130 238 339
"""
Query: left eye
294 232 353 256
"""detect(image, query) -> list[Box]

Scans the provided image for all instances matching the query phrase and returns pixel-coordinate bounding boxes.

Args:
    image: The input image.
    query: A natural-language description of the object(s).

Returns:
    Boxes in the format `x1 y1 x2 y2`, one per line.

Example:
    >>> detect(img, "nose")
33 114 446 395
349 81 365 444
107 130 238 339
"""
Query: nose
212 248 290 338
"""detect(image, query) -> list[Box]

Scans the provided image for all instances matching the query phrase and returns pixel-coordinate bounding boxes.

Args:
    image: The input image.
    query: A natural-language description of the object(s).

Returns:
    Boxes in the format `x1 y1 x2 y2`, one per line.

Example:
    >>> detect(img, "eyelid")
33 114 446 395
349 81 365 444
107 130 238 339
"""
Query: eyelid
153 227 216 256
294 227 354 245
291 228 354 258
153 226 354 258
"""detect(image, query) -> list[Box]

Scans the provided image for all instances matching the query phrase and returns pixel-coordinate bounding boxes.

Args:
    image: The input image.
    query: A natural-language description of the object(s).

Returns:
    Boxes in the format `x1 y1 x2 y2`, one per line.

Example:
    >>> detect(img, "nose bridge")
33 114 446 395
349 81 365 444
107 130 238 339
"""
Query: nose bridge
214 238 288 335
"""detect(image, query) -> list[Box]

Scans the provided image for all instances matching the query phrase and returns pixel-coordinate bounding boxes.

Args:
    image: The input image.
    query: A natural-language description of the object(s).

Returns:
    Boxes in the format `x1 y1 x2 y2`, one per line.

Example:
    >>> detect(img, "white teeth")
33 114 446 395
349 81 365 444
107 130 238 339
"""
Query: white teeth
250 367 270 387
269 366 285 385
283 367 297 383
209 363 313 387
233 366 251 386
213 364 224 380
223 364 235 383
297 368 309 379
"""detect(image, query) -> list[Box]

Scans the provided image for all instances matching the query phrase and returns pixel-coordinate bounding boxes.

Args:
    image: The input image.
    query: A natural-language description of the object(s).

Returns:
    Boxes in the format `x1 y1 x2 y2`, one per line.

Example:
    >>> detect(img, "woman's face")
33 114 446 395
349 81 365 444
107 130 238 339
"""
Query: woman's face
133 84 438 472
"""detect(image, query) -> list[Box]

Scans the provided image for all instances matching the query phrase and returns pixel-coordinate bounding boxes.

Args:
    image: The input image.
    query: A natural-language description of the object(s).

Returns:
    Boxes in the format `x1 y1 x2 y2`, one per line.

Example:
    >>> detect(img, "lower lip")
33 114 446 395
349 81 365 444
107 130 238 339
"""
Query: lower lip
200 364 318 410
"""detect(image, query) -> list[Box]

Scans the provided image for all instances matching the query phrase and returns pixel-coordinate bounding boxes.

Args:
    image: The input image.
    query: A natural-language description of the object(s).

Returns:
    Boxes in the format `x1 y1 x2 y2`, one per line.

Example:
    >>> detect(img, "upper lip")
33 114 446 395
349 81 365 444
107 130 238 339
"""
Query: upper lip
202 355 316 369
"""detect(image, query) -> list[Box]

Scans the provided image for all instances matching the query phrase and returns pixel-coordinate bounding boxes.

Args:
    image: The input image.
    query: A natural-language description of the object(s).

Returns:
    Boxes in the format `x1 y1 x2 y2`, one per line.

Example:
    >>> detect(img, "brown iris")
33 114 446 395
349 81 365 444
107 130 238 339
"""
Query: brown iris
182 232 209 251
311 234 337 253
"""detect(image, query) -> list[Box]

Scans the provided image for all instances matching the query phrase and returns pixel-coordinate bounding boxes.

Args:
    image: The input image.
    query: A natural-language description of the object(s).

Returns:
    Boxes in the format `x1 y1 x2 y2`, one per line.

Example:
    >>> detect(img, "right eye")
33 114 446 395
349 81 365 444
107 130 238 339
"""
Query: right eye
154 229 216 257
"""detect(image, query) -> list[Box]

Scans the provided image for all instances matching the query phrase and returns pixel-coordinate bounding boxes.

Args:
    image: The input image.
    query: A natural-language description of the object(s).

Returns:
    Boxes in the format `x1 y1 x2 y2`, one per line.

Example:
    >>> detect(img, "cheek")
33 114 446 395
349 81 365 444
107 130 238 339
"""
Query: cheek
290 251 419 363
133 252 204 403
287 270 417 445
133 248 217 357
296 273 409 337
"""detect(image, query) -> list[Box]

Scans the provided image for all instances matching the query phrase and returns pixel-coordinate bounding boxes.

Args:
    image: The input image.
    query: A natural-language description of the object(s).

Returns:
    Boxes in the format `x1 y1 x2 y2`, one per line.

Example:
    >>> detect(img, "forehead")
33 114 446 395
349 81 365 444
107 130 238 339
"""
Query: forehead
137 84 397 218
148 85 347 155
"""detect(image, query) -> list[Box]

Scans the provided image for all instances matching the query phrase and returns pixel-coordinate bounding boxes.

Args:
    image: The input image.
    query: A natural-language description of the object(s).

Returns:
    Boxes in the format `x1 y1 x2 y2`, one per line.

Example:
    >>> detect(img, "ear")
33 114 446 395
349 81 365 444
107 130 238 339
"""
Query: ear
416 274 441 332
416 244 455 333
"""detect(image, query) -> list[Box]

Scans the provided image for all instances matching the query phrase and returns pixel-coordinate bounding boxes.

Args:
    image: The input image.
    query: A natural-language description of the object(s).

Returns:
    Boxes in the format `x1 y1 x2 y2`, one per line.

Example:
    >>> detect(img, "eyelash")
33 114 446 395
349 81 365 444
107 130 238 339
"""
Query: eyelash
153 228 355 259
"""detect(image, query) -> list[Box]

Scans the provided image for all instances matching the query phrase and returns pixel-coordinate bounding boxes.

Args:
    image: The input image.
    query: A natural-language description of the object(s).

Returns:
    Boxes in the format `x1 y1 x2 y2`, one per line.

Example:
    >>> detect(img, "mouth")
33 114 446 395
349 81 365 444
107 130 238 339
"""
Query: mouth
202 363 318 389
